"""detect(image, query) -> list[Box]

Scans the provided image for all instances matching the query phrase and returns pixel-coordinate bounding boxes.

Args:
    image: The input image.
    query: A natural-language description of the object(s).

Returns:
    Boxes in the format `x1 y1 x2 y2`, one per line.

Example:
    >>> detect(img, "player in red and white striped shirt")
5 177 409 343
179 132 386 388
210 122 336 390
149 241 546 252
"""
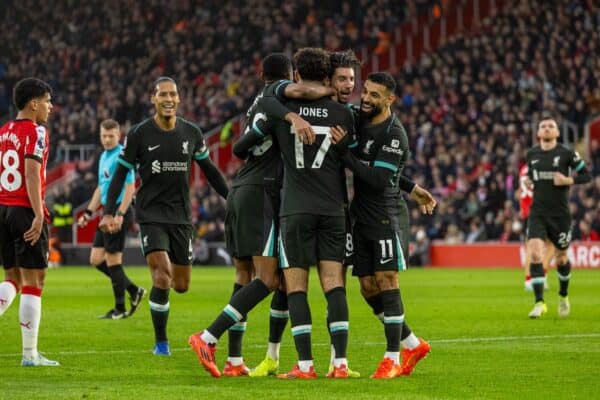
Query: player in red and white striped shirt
0 78 59 366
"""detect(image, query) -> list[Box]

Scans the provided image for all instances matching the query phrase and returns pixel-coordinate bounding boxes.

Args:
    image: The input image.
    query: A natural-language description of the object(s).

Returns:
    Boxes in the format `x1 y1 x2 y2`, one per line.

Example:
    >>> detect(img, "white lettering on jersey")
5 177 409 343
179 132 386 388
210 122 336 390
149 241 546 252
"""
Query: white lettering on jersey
382 145 403 155
298 107 329 118
0 132 21 150
161 161 187 172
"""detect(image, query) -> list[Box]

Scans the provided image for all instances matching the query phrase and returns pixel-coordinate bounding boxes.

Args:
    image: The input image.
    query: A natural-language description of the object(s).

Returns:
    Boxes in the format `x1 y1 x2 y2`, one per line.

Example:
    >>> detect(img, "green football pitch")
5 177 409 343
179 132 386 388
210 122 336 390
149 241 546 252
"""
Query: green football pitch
1 267 599 400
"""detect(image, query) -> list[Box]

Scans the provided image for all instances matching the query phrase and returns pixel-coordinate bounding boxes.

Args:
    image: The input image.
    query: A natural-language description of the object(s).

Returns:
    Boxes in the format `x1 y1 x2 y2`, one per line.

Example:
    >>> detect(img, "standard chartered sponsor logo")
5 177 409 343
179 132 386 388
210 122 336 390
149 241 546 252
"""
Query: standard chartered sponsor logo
162 161 188 171
152 160 188 174
151 160 188 174
537 171 555 180
152 160 161 174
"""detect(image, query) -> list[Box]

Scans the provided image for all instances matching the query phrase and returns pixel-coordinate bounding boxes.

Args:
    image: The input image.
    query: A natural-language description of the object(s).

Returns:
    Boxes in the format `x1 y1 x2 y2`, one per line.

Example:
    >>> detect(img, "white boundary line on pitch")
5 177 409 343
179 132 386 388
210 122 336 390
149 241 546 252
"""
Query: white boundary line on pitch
1 333 599 358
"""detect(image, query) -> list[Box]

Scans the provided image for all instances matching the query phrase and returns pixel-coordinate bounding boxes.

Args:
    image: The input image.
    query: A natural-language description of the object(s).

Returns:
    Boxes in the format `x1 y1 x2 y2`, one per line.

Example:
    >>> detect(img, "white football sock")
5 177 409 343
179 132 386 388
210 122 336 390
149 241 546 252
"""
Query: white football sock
0 280 18 316
201 330 218 344
227 356 244 366
384 351 400 364
20 289 42 359
266 342 280 360
402 333 420 350
298 360 313 372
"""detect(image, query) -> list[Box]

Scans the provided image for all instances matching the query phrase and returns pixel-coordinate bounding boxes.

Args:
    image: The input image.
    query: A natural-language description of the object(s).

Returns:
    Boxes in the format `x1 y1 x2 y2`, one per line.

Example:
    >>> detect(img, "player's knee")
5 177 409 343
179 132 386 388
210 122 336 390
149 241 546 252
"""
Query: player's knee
257 273 279 291
235 270 252 285
359 277 379 299
375 273 397 291
173 285 188 293
152 272 172 289
530 251 543 263
529 246 544 263
555 252 568 265
90 255 102 266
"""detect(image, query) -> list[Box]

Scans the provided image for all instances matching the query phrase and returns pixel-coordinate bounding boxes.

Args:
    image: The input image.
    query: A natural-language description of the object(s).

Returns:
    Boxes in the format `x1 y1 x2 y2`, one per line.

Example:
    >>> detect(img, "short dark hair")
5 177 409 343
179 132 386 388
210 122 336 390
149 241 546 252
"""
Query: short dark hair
293 48 331 82
262 53 292 82
100 118 120 131
367 72 397 94
539 112 557 123
13 78 53 110
329 50 361 78
152 76 177 95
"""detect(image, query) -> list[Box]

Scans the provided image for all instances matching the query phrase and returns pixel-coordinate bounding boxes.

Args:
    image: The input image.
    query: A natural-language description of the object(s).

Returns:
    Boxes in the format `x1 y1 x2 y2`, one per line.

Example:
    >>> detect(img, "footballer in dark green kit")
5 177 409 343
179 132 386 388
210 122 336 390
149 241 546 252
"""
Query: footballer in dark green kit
525 115 591 319
101 77 229 356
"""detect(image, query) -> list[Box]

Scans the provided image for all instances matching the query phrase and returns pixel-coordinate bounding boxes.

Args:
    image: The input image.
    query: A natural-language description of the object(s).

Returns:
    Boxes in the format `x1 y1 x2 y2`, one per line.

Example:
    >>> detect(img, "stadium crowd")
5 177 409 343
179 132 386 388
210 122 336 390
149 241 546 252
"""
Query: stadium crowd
0 0 421 157
1 0 597 247
395 0 600 244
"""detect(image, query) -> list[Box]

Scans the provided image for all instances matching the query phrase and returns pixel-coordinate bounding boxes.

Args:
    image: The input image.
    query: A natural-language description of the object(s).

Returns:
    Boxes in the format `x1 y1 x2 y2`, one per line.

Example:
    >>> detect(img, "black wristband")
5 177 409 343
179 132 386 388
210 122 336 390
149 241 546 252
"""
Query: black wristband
115 210 124 217
85 209 93 217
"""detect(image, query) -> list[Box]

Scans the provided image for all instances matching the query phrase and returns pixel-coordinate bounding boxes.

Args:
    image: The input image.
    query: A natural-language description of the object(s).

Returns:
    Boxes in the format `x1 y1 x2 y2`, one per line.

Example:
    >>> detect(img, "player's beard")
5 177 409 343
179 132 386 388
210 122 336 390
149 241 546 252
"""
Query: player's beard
360 100 382 120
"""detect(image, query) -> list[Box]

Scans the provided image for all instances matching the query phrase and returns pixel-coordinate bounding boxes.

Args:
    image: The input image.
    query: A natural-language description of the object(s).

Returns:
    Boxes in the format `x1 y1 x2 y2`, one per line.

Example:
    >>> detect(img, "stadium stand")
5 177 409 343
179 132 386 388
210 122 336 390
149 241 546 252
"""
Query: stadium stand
1 0 597 250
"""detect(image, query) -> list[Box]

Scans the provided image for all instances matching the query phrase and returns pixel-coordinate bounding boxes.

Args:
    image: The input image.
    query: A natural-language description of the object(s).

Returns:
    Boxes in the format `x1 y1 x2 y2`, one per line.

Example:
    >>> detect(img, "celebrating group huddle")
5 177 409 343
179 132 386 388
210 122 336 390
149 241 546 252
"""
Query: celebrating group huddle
184 48 437 379
0 47 436 378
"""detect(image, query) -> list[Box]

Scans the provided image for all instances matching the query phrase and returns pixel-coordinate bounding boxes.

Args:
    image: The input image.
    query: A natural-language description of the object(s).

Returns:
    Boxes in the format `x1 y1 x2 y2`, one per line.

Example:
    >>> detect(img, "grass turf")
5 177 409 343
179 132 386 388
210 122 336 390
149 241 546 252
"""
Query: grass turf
1 266 599 399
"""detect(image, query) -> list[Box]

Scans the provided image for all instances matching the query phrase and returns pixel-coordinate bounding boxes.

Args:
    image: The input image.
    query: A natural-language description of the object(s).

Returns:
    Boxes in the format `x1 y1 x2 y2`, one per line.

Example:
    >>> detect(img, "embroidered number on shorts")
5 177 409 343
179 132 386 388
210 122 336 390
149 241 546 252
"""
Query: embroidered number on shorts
379 239 393 258
557 231 571 248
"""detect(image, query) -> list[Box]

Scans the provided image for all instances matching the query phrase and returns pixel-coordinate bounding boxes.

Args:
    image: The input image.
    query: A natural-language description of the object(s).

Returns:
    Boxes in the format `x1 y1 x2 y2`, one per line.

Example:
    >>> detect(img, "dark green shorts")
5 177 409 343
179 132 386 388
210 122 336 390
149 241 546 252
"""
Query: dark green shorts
352 224 408 277
279 213 345 268
527 214 572 250
225 185 279 258
139 223 194 265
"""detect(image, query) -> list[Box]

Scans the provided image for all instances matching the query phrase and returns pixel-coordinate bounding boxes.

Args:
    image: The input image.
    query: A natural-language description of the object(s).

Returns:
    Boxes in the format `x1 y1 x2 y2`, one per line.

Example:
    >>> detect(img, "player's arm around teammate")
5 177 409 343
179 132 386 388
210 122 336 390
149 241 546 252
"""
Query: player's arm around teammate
332 73 431 378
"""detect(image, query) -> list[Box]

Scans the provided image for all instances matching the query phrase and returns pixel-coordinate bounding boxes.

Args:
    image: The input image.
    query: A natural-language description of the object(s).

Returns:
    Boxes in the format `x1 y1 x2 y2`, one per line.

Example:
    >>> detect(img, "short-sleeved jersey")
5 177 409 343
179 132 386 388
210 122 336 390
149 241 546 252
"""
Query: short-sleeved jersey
232 80 289 188
118 117 209 224
99 144 135 206
266 97 355 217
518 164 533 219
0 119 49 218
350 114 410 230
527 144 585 217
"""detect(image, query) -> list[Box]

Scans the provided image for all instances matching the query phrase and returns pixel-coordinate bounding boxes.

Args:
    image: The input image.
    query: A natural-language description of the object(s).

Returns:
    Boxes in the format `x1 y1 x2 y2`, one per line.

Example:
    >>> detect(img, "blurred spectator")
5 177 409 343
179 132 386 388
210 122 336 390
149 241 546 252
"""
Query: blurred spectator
409 227 430 266
465 218 487 243
444 223 464 244
573 220 599 241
